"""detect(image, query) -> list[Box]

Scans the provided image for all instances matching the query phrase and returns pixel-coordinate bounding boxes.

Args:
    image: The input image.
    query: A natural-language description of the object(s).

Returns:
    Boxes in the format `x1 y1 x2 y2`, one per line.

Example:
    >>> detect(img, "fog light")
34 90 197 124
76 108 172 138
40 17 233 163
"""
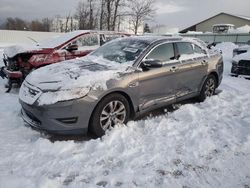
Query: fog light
56 117 78 124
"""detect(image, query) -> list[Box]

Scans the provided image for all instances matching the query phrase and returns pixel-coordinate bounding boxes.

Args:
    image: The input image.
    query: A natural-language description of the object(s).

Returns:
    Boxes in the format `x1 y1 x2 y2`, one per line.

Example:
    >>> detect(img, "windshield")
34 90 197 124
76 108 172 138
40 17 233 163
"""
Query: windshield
90 38 150 64
38 31 87 48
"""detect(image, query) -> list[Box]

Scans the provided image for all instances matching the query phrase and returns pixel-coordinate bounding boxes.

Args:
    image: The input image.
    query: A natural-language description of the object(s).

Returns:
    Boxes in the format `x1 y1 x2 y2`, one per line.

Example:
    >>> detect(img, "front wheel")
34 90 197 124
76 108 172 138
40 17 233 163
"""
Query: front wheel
90 93 131 137
198 75 217 102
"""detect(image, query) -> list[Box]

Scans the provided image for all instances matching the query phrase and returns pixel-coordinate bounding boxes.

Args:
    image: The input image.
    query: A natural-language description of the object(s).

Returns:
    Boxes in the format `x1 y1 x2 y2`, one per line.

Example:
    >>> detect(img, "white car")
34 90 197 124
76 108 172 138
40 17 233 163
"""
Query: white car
231 51 250 78
233 40 250 57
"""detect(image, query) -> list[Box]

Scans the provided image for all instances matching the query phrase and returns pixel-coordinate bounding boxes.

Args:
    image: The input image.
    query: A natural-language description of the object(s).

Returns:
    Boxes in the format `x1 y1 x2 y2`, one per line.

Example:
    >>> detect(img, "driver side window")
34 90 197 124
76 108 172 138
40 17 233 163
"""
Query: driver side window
146 43 175 62
68 34 99 48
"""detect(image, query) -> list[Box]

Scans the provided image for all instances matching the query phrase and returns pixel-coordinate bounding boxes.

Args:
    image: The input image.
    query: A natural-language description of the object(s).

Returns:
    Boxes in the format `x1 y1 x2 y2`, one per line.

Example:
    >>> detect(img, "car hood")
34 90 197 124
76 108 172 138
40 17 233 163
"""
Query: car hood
4 44 53 58
21 56 131 105
233 51 250 62
235 45 250 51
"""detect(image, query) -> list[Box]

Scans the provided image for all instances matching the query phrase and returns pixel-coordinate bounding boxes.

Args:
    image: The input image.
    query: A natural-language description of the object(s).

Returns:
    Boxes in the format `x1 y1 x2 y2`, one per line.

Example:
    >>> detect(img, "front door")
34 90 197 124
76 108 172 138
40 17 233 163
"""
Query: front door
64 33 100 60
138 42 179 110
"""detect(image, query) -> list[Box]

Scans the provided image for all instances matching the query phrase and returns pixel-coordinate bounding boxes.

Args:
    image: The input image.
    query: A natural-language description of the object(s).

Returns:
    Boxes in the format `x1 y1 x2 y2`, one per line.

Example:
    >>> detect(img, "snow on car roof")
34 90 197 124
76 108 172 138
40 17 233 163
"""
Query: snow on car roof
38 30 91 48
213 24 235 27
38 30 128 49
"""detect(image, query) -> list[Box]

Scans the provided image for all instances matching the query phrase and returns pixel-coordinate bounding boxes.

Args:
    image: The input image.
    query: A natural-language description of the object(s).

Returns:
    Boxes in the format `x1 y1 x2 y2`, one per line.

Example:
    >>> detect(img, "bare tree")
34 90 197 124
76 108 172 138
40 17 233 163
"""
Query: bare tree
102 0 125 31
75 0 99 30
5 17 28 30
127 0 155 34
42 18 52 32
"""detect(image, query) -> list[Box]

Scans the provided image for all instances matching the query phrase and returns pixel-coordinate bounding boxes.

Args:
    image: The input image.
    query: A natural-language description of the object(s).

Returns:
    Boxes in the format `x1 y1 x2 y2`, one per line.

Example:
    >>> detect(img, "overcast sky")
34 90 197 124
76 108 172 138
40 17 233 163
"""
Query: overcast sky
0 0 250 29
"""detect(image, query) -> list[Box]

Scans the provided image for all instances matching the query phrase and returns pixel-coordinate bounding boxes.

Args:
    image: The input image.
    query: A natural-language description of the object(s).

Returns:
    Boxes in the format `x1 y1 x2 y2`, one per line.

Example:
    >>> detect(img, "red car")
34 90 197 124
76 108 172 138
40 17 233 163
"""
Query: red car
0 30 130 92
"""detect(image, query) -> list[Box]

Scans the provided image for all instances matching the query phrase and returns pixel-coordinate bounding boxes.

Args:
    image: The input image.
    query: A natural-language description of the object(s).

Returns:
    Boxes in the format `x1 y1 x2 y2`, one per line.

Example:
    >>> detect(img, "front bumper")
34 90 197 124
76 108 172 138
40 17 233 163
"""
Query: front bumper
0 67 22 79
20 96 97 135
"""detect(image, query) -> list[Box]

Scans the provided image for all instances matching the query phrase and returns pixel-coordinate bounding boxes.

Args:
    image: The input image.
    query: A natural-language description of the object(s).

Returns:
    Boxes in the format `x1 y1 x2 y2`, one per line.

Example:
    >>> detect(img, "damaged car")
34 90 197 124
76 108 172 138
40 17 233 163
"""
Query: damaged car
19 36 223 137
0 30 129 92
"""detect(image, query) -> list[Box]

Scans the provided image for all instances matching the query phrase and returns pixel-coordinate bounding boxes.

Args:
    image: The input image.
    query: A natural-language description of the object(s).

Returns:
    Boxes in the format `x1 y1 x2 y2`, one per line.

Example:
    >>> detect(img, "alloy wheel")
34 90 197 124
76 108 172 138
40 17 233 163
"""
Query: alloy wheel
100 100 126 130
204 78 215 97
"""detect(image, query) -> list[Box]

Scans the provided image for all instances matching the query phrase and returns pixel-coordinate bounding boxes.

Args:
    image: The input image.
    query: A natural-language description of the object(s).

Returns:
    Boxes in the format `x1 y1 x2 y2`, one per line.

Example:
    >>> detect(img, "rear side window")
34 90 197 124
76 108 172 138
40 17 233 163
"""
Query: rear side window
176 42 194 55
146 43 175 62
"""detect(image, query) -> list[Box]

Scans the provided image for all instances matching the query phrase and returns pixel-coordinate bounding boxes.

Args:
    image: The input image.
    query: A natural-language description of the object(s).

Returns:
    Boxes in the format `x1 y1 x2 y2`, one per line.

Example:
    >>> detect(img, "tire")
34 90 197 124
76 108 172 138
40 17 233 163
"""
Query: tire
198 75 217 102
90 93 131 137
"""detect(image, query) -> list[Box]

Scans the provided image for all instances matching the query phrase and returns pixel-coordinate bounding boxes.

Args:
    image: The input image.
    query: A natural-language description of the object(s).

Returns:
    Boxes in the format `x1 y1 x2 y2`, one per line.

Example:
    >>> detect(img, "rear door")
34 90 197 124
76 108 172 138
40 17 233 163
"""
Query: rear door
138 42 180 110
174 42 208 97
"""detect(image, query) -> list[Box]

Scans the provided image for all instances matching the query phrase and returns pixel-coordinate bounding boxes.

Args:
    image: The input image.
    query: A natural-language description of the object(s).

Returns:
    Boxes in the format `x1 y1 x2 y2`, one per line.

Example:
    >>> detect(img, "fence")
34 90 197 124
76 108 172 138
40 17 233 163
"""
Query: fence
0 30 63 45
180 33 250 44
0 30 250 45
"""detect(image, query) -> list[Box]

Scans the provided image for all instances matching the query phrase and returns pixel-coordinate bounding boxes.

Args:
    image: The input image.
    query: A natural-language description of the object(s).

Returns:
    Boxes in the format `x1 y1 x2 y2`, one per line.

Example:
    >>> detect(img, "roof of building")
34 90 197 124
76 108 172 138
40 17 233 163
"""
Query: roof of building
180 12 250 33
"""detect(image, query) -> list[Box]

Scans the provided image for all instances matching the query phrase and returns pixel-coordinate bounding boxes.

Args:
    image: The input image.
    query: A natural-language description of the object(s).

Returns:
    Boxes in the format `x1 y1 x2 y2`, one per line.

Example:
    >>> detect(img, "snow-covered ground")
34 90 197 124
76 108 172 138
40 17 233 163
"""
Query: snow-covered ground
0 43 249 188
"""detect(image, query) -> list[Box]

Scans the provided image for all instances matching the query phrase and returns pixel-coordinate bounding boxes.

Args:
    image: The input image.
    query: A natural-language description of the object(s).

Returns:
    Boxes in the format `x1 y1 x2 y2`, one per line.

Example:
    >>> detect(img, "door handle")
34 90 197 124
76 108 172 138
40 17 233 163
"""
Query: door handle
201 60 208 66
170 66 179 72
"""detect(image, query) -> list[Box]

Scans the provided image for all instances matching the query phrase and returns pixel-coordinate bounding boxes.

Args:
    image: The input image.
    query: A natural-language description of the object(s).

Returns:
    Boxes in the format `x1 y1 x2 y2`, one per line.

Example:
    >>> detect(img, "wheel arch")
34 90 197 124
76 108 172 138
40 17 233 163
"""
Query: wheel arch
208 71 219 88
199 71 219 93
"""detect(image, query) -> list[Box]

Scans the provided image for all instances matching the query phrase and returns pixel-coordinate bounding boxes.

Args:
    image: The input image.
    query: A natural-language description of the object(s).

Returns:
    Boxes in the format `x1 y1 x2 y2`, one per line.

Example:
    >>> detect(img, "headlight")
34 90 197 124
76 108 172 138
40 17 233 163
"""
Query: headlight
37 87 91 105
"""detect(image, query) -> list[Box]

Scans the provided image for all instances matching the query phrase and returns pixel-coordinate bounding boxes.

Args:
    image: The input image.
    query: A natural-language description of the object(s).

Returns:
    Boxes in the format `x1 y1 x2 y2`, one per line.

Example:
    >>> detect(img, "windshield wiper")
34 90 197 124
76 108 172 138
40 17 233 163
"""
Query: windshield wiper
27 36 40 46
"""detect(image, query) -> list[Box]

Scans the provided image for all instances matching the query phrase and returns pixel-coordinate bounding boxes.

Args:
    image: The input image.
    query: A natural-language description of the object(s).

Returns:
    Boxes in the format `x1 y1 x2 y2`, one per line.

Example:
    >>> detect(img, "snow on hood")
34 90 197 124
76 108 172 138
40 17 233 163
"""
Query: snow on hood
4 44 44 58
233 51 250 62
21 55 131 105
236 44 250 51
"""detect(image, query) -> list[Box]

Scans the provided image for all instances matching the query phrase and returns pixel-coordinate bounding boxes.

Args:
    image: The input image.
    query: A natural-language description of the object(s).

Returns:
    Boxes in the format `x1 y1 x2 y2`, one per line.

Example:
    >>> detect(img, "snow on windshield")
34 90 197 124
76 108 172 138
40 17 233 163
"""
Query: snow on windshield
91 38 150 64
38 30 90 48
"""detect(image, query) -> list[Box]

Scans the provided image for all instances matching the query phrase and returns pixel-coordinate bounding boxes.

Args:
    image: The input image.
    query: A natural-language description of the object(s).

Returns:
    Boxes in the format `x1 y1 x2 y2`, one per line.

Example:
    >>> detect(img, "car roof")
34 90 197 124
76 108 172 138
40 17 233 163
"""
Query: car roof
122 35 200 45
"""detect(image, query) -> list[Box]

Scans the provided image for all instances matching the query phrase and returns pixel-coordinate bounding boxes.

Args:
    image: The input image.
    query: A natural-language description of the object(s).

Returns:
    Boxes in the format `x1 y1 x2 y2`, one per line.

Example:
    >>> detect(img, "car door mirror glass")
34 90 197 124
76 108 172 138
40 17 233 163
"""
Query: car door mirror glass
141 59 162 70
66 44 78 51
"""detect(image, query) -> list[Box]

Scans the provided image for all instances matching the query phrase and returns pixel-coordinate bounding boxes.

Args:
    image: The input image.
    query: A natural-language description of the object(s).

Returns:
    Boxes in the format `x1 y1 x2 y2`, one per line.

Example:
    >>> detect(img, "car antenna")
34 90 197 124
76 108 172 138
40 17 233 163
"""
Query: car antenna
27 36 40 46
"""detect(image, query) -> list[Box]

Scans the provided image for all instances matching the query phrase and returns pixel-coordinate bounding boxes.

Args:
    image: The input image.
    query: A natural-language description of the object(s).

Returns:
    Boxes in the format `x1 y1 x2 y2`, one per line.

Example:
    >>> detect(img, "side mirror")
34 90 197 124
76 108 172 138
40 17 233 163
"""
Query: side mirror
141 59 162 71
66 44 78 51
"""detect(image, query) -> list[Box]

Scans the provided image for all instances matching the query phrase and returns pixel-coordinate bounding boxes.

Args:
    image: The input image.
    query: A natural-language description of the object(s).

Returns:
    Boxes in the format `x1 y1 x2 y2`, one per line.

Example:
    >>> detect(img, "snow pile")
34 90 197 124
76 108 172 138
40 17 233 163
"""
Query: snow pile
215 42 238 74
0 42 250 188
186 31 203 34
229 25 250 33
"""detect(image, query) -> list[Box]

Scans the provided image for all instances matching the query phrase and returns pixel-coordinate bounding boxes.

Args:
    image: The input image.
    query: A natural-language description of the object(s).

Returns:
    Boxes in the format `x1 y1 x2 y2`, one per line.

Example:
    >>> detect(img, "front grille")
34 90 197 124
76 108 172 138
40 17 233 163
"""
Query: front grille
238 60 250 68
236 60 250 76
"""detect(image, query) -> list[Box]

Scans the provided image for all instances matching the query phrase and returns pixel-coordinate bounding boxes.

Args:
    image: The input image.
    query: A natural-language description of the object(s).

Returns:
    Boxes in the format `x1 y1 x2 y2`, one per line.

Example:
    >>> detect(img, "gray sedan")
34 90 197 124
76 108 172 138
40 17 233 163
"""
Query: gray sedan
19 36 223 137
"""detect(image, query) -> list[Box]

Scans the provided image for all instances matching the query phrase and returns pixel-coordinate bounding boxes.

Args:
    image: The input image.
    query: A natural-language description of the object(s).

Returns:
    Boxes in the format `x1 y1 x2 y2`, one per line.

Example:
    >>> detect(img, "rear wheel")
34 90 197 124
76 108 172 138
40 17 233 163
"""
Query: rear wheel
198 75 217 102
90 93 131 137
